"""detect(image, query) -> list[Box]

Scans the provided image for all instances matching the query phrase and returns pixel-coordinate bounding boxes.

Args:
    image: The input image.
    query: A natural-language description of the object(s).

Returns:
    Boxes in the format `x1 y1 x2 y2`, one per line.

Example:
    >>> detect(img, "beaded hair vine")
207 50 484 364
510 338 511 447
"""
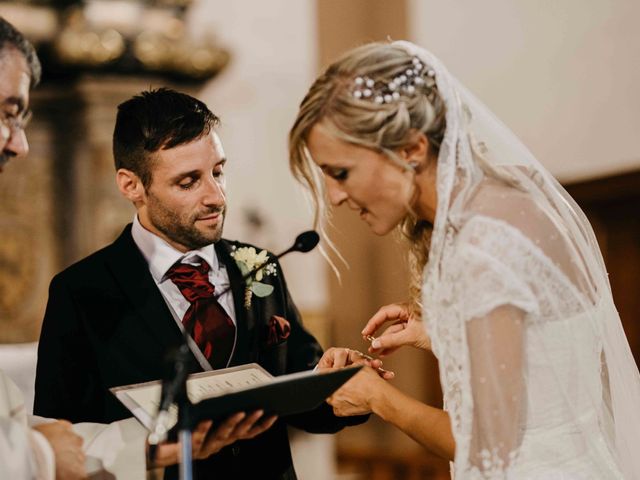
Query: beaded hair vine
352 57 436 104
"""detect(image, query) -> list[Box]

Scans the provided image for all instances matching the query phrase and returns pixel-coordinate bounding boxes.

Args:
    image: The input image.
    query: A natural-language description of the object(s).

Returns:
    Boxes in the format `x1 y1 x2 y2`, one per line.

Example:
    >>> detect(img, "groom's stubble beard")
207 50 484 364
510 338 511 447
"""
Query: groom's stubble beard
146 190 227 250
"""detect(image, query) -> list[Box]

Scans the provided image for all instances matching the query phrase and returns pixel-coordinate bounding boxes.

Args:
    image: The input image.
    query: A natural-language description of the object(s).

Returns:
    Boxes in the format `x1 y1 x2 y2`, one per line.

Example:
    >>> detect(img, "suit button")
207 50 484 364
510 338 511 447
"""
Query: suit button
232 446 240 456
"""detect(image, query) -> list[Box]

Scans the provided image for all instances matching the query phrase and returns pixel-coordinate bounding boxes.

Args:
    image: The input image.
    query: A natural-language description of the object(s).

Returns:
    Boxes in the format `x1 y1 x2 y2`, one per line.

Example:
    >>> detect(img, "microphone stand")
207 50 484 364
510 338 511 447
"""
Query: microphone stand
149 340 193 480
175 343 193 480
149 230 320 480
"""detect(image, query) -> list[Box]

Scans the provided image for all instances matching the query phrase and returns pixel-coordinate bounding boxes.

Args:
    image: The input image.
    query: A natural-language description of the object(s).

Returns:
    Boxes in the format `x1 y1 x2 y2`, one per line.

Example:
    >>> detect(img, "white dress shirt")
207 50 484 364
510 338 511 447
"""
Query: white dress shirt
131 216 237 370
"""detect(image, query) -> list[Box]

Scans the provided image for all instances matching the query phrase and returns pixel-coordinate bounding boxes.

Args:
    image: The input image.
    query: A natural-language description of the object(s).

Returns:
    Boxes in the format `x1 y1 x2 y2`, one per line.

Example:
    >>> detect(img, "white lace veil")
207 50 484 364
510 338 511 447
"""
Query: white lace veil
394 41 640 478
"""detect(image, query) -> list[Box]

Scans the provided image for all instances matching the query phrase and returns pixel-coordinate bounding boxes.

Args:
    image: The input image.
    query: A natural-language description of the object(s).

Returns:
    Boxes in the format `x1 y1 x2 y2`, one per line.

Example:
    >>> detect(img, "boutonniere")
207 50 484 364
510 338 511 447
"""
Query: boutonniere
230 246 278 309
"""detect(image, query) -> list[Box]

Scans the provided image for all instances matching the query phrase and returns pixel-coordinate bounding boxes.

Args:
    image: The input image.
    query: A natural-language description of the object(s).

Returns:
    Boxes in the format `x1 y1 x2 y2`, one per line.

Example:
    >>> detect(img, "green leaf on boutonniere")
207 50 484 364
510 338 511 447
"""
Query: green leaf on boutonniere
250 282 274 297
236 261 251 277
231 246 277 309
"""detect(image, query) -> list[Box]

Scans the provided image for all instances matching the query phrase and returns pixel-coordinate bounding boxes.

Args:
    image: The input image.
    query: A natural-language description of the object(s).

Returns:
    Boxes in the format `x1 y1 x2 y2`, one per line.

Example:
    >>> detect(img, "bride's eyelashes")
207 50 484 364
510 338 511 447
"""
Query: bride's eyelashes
323 166 349 181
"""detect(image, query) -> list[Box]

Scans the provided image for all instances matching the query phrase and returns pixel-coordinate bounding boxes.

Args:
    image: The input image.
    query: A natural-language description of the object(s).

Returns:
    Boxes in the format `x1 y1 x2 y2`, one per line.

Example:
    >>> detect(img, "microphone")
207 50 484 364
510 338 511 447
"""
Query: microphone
213 230 320 301
147 230 320 452
284 230 320 254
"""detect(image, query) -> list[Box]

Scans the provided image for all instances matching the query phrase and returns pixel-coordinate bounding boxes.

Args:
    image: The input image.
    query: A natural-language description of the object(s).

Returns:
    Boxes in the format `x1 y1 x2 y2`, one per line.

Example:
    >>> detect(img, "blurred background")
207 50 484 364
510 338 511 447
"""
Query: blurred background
0 0 638 478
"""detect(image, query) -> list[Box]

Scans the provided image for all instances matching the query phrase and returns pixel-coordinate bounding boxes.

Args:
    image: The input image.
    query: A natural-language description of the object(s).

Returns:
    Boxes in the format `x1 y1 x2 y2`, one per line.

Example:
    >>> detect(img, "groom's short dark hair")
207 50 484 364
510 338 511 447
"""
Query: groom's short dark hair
113 87 219 187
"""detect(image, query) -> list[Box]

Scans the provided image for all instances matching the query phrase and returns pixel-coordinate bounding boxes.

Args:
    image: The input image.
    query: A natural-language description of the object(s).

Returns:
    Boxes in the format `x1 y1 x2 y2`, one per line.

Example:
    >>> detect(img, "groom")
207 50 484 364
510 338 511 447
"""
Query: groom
34 88 366 479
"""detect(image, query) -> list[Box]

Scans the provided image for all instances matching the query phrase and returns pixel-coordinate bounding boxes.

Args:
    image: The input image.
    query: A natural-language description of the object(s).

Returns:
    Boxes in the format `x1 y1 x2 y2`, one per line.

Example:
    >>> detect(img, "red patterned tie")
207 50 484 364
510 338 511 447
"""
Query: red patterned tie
166 259 236 369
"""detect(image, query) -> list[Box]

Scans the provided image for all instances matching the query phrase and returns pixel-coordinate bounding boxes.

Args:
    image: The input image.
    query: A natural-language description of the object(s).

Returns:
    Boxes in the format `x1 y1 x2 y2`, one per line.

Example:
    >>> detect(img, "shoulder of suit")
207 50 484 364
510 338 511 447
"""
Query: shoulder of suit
52 225 133 280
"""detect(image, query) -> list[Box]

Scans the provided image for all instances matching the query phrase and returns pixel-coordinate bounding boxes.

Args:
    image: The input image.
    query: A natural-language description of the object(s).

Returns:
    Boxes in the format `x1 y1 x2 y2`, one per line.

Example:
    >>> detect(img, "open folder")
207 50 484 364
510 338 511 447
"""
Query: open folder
110 363 361 431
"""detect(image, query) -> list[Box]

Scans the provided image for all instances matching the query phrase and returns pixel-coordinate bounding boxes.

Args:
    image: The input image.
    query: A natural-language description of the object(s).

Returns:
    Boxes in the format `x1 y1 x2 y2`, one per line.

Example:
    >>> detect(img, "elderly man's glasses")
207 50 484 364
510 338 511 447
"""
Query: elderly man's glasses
0 109 32 140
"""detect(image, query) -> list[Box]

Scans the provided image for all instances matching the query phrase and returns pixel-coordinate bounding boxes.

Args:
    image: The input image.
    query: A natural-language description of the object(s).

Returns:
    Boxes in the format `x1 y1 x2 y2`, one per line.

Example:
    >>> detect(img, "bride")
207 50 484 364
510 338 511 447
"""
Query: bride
288 41 640 478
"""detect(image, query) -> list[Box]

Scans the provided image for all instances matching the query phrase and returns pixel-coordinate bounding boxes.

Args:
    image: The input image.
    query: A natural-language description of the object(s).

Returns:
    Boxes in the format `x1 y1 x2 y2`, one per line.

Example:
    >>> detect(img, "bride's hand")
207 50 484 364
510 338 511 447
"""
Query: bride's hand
362 303 431 356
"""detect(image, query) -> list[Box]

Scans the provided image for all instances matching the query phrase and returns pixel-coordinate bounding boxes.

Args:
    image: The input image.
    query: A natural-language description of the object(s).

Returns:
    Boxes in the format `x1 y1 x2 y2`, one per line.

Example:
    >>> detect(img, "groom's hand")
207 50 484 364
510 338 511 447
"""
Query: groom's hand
148 411 278 468
195 411 278 459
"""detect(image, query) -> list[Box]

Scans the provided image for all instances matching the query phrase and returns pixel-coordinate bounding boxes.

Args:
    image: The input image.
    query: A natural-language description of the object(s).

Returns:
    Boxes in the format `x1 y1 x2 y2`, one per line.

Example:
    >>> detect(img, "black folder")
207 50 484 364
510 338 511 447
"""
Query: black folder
111 363 361 430
192 366 361 422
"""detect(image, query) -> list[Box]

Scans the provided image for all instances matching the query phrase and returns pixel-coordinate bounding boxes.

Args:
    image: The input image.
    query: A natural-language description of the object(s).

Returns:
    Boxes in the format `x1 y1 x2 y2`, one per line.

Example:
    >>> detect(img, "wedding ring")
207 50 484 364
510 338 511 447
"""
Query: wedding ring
352 350 372 361
351 350 390 375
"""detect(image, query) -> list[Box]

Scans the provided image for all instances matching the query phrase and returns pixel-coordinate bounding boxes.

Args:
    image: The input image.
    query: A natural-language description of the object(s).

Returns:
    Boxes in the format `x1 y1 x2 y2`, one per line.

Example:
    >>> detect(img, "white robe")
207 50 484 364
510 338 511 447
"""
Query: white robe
0 370 147 479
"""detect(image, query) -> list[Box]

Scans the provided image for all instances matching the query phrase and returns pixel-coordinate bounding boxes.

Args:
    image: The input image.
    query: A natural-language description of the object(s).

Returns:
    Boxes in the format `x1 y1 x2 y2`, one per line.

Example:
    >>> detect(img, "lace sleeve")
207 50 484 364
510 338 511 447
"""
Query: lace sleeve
465 304 526 477
448 218 538 478
457 240 538 321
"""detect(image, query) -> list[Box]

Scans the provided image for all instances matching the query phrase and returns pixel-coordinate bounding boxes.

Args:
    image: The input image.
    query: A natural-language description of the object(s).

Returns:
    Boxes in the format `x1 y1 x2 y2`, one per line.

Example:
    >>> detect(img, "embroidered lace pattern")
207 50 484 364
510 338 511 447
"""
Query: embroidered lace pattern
423 214 604 479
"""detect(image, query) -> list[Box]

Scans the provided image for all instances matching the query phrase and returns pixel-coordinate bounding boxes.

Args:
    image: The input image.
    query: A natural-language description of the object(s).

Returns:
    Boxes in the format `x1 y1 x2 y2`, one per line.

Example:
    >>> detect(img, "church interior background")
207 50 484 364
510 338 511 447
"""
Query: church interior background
0 0 638 478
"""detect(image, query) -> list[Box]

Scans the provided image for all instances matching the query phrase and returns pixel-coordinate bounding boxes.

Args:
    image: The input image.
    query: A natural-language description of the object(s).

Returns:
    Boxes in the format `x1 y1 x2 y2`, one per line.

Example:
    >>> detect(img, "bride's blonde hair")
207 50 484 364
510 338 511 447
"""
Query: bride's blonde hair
289 42 446 310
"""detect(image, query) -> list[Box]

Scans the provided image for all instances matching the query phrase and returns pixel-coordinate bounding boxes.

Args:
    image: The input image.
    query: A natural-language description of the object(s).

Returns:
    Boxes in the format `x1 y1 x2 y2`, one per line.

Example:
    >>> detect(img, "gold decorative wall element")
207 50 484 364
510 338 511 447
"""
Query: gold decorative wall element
0 78 198 343
0 1 230 342
0 0 230 82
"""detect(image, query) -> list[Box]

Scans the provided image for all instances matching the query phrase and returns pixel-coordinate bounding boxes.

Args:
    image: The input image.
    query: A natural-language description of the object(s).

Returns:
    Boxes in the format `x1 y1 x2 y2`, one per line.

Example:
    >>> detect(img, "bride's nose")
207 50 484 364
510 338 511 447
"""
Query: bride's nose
325 176 348 206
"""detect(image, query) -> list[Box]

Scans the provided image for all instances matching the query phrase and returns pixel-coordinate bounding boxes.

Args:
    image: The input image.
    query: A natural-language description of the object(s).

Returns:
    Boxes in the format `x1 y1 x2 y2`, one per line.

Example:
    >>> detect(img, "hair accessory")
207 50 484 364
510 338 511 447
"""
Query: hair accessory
352 56 436 104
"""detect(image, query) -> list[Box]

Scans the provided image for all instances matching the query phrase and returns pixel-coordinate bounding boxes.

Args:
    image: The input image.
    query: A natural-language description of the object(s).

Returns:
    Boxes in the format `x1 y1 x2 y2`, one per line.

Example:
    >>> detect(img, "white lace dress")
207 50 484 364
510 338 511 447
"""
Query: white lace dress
424 182 625 479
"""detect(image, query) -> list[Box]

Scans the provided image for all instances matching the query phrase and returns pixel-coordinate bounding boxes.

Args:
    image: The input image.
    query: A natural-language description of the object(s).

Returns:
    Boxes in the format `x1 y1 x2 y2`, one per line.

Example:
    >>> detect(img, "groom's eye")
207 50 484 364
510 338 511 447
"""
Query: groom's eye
178 177 197 189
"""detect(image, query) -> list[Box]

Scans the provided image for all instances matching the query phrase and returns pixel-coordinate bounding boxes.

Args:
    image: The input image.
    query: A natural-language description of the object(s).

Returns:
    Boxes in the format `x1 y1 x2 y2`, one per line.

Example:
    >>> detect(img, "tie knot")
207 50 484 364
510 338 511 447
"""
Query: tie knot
166 259 215 302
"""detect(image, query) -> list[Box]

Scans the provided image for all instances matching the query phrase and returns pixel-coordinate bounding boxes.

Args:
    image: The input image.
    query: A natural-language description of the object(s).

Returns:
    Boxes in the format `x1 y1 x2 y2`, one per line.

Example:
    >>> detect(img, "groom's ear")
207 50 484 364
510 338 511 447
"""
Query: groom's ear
116 168 146 205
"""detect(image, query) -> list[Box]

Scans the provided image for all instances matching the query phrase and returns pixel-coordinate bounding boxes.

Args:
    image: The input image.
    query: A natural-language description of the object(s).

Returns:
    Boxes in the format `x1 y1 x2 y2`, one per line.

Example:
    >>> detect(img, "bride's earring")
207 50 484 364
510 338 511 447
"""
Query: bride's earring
408 161 420 172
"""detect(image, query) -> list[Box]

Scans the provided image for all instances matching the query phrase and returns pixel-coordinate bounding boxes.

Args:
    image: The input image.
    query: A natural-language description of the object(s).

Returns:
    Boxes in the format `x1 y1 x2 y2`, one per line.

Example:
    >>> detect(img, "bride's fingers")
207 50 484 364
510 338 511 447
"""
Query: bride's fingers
366 324 405 356
381 323 407 337
362 304 410 337
317 347 351 369
332 347 352 368
369 327 412 354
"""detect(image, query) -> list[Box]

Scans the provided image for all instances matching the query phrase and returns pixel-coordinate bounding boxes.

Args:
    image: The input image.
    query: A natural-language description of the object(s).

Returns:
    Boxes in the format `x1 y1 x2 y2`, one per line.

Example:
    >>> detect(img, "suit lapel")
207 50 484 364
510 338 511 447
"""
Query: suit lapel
105 225 186 358
216 240 258 366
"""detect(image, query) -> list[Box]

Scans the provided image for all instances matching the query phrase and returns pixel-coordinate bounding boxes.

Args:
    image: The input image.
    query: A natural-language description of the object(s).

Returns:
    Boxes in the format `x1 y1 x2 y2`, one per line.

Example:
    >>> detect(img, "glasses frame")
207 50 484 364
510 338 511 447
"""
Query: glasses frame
0 109 32 137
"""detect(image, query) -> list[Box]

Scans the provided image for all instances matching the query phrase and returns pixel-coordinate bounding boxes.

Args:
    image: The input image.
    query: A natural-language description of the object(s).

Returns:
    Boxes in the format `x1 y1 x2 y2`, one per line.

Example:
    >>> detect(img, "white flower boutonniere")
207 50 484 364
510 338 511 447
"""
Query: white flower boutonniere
230 246 278 309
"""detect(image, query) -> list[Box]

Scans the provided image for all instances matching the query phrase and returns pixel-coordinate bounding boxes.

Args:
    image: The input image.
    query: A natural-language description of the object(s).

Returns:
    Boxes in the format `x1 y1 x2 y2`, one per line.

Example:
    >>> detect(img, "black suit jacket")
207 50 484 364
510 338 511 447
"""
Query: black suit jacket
34 225 365 479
